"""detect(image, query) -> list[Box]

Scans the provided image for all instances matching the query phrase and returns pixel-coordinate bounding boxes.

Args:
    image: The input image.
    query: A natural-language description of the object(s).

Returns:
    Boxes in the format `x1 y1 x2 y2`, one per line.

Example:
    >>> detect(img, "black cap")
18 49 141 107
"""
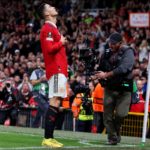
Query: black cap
108 32 122 44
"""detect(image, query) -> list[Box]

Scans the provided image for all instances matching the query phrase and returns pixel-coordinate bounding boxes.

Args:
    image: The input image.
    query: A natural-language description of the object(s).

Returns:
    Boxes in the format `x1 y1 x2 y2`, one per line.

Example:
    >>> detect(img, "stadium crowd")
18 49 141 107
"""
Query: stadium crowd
0 0 150 133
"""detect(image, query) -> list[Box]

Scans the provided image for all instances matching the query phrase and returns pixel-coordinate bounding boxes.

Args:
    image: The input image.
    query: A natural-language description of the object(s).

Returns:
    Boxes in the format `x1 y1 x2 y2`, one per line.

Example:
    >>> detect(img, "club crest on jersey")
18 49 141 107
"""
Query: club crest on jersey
46 32 53 41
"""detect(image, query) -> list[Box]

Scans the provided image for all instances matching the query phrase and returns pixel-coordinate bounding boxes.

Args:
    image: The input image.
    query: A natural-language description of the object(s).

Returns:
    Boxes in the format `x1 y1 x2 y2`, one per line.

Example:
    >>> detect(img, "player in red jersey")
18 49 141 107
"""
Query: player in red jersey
39 3 68 148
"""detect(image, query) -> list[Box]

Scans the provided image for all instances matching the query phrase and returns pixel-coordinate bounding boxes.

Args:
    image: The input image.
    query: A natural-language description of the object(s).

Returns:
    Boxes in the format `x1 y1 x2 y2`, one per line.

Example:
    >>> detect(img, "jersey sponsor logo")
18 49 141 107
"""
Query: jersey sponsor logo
46 32 53 41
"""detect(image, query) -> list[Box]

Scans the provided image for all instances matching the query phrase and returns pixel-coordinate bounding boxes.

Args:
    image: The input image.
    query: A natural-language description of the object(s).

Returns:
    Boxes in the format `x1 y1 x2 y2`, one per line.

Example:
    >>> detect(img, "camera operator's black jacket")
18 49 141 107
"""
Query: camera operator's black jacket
0 87 18 110
98 45 135 91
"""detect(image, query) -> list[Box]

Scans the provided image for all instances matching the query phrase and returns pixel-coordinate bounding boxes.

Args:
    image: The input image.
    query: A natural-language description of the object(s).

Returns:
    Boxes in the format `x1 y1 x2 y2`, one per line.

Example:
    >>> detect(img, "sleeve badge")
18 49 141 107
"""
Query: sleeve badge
46 32 53 41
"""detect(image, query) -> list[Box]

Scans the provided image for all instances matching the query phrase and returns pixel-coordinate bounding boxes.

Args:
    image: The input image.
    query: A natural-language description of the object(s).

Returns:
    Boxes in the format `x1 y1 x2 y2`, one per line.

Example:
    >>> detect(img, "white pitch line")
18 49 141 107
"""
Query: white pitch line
79 140 96 146
79 139 136 148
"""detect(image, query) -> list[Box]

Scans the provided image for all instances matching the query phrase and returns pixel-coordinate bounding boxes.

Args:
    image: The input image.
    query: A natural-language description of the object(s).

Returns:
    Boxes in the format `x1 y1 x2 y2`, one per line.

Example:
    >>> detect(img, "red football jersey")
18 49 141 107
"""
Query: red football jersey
40 21 68 79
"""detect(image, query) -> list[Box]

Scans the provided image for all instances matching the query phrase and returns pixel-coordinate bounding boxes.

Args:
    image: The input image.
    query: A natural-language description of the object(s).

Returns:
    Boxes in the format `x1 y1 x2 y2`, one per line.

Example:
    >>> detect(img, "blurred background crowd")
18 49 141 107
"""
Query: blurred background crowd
0 0 150 133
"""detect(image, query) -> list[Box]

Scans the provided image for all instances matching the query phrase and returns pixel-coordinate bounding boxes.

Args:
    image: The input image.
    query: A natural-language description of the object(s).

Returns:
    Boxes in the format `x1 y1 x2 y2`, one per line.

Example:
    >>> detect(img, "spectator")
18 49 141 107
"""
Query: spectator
17 82 37 127
18 73 33 91
18 83 35 108
139 40 149 62
130 79 145 113
30 62 49 128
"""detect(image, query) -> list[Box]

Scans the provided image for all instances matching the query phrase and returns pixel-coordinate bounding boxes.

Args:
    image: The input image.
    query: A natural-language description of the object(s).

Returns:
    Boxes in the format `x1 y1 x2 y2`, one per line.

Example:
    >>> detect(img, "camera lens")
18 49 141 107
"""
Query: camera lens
6 83 11 87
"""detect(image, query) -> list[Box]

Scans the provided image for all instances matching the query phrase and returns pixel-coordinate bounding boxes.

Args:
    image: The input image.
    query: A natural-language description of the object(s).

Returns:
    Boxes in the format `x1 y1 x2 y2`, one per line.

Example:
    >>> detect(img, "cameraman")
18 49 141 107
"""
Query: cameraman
0 79 18 125
94 32 135 145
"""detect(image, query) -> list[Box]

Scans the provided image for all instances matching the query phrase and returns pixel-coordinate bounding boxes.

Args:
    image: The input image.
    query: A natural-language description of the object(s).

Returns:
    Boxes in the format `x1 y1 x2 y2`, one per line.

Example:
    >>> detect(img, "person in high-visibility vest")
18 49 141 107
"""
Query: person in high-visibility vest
72 91 93 132
91 80 104 133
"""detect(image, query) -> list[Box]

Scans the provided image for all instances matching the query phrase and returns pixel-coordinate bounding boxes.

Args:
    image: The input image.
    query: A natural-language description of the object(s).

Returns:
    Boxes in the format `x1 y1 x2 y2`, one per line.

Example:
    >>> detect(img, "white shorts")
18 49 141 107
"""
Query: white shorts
48 73 67 98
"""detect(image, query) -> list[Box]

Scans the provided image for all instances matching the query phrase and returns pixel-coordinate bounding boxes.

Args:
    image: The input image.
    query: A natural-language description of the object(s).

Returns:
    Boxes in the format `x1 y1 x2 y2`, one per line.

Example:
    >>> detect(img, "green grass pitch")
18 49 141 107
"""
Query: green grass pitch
0 125 150 150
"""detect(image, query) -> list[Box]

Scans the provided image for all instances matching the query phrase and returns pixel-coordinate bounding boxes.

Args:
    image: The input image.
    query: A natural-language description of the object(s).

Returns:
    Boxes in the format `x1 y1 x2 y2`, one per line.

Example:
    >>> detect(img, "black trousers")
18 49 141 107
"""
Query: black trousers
0 108 18 125
32 93 49 127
